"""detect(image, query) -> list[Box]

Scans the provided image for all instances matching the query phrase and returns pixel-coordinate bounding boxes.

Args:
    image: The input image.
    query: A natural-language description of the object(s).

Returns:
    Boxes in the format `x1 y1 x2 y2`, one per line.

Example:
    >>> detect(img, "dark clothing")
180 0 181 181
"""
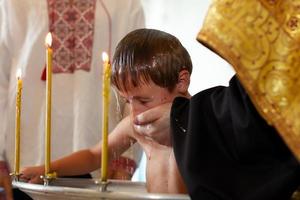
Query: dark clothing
13 188 32 200
171 75 300 200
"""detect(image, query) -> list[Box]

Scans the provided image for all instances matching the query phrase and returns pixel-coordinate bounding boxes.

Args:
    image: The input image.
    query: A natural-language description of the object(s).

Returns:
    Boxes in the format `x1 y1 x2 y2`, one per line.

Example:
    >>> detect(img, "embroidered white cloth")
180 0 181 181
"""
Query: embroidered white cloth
0 0 144 170
48 0 96 73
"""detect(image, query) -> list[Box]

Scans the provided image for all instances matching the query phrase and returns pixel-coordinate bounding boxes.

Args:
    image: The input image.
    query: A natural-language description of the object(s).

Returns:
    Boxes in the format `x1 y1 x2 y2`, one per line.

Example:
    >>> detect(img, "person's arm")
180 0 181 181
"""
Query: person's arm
0 1 13 200
97 115 138 180
20 116 136 183
133 102 172 146
109 102 140 179
167 151 187 194
0 162 13 200
20 148 101 184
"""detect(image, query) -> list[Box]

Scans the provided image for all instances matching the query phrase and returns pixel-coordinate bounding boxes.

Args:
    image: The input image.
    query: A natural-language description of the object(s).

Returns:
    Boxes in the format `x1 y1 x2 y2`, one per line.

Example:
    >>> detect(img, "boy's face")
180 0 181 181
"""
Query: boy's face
118 81 179 118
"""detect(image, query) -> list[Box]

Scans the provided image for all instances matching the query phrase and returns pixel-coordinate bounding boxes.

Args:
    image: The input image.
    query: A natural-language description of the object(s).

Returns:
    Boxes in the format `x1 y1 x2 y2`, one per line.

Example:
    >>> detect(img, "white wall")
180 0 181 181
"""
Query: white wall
141 0 235 95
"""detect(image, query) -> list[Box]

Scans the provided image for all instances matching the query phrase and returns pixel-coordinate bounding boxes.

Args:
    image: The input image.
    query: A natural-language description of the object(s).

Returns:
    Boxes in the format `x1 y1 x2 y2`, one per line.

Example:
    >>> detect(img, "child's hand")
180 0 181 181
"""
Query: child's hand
133 102 172 146
20 166 44 184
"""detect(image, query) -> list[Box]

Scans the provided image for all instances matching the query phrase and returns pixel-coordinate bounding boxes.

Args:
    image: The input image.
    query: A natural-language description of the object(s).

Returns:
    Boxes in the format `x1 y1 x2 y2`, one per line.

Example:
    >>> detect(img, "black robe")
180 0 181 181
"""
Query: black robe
171 75 300 200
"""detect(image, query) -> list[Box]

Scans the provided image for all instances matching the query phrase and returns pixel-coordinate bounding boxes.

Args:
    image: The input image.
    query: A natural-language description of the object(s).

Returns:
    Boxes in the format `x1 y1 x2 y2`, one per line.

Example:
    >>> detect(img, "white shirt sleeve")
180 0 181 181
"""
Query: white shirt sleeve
0 0 12 162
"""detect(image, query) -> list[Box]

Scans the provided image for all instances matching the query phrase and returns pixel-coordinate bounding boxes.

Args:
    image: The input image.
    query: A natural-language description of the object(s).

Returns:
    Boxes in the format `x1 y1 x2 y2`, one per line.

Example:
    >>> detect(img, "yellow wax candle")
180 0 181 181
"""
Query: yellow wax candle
14 69 22 175
101 52 111 182
45 32 53 175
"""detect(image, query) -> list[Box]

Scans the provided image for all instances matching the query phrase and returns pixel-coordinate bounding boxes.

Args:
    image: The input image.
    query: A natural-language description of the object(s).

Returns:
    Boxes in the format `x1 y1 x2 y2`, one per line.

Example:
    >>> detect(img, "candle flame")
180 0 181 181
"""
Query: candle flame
102 52 109 63
45 32 52 47
16 68 22 79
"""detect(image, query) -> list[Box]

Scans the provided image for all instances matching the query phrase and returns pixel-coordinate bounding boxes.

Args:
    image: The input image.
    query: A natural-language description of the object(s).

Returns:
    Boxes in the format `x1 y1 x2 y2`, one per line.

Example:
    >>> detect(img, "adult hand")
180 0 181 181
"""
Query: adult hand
20 166 44 184
133 102 172 146
0 161 13 200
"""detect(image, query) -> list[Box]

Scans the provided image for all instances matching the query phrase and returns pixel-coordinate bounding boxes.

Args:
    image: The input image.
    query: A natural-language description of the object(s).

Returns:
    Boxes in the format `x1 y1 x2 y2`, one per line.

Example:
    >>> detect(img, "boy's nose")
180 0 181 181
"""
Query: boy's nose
130 102 145 118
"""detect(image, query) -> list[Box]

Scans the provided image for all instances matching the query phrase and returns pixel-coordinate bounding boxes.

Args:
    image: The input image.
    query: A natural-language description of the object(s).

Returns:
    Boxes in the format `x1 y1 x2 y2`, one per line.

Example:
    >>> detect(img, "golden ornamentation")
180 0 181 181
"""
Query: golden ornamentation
198 0 300 159
292 187 300 200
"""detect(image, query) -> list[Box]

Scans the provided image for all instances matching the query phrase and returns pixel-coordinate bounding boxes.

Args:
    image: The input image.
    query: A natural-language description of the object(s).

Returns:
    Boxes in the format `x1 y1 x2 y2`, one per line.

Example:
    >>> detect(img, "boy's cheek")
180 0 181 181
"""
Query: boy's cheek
130 104 148 117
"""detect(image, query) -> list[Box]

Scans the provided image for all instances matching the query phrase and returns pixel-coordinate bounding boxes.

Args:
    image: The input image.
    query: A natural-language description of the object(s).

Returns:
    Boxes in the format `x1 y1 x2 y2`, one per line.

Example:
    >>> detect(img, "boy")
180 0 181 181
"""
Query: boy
21 28 192 194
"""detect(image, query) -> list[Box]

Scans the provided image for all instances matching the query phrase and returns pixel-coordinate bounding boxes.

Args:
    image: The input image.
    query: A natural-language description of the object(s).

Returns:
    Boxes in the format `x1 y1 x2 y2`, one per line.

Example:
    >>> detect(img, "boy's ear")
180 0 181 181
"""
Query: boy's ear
177 69 190 94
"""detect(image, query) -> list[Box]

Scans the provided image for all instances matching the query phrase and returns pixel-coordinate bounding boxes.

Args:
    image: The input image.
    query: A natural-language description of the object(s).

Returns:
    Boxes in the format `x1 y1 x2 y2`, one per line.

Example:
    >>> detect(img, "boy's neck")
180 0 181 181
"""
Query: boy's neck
180 92 191 99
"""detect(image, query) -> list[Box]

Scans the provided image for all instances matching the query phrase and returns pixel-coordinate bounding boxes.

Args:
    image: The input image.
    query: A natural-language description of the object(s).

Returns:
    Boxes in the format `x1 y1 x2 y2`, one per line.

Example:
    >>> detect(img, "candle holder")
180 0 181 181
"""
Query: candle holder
94 179 110 192
40 172 57 186
10 172 21 182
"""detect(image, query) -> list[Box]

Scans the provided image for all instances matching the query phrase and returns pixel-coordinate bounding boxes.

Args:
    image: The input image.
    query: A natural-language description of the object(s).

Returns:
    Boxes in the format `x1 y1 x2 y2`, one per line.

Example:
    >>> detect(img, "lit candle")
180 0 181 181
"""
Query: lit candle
101 52 111 182
45 32 53 175
14 68 22 175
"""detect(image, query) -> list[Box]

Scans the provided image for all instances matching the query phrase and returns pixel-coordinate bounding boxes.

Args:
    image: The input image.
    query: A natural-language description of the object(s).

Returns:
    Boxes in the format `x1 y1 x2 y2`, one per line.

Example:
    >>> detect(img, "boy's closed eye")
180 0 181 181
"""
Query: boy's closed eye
130 98 152 106
124 97 153 106
136 97 153 105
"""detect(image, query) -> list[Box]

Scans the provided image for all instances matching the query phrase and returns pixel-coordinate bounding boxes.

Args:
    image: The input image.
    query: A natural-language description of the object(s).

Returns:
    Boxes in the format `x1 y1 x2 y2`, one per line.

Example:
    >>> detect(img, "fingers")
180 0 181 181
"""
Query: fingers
133 123 157 137
20 167 31 180
20 166 44 184
134 102 171 125
133 102 172 146
134 109 158 125
133 130 154 146
20 173 42 184
28 176 43 184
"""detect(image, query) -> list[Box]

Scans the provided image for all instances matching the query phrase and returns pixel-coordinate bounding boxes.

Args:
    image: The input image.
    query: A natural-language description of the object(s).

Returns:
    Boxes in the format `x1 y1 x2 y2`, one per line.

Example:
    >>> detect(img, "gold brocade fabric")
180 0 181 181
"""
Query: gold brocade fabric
197 0 300 160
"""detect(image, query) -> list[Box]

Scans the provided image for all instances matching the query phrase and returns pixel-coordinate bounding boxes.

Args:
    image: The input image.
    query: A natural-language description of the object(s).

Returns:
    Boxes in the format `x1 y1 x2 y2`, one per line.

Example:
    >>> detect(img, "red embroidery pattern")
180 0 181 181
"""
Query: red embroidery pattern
111 157 137 176
0 162 9 175
47 0 96 73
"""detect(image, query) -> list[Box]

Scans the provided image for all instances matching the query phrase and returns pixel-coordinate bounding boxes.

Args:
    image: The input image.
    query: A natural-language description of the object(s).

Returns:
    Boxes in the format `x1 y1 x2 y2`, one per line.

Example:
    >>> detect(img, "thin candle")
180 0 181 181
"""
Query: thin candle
45 32 53 175
14 68 22 175
100 52 111 182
